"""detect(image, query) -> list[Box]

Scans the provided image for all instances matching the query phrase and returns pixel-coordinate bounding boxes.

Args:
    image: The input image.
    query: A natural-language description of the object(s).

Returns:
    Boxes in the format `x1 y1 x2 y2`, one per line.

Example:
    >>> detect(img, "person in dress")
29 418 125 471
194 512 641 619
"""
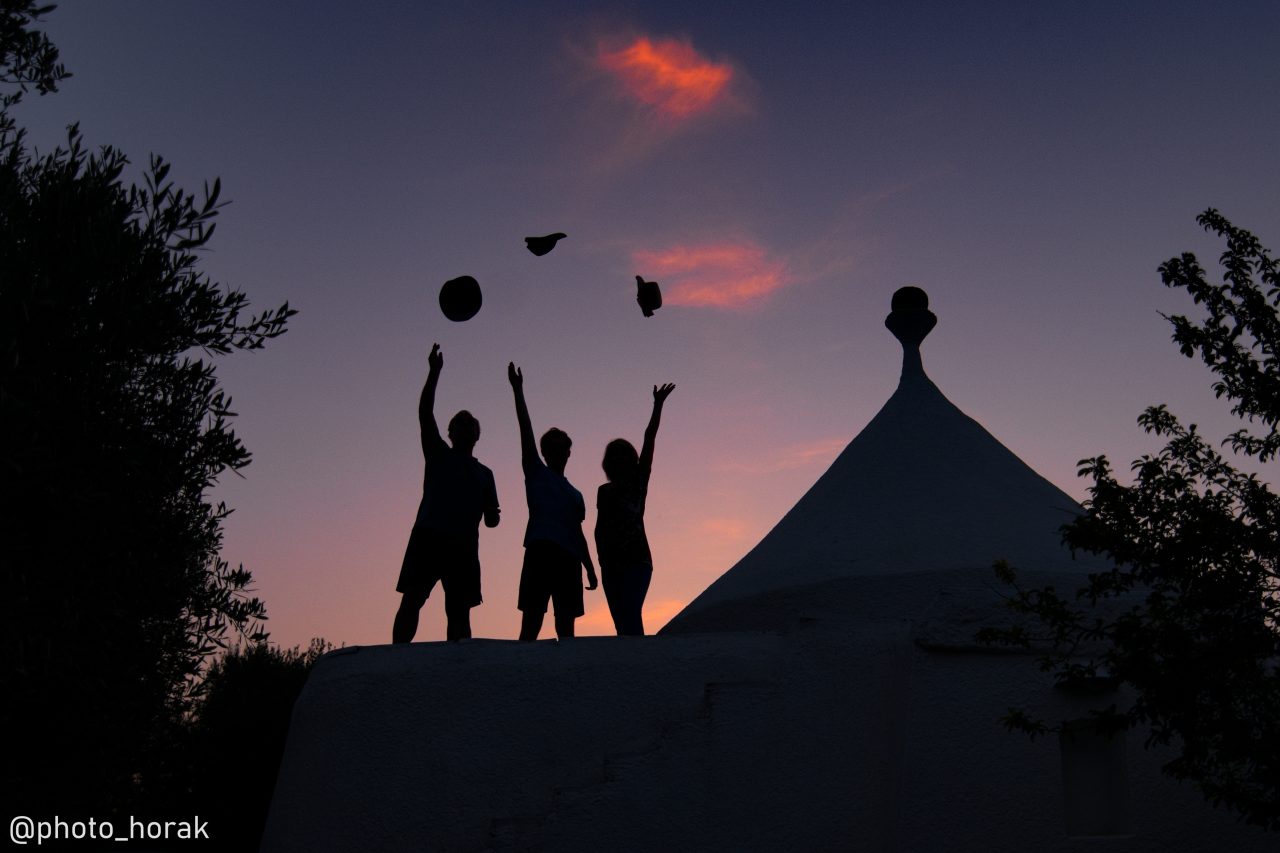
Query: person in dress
595 383 675 636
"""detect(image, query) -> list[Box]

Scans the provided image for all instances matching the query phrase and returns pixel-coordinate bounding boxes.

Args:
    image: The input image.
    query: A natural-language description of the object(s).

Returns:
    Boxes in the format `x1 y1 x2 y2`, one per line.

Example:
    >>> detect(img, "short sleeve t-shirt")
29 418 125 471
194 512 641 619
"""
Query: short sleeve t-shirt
522 456 587 561
415 434 499 542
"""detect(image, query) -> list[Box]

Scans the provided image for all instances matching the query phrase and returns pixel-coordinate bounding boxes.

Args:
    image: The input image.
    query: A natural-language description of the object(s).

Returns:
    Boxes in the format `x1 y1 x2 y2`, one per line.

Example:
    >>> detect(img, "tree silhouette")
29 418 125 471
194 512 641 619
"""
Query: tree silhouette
0 1 67 114
981 210 1280 830
1 2 295 810
188 640 334 849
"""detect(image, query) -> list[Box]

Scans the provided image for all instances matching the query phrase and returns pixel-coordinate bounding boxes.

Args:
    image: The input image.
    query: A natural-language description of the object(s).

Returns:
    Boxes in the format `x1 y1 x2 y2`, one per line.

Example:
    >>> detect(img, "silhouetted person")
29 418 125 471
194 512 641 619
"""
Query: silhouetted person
393 344 500 643
595 383 674 636
508 362 597 640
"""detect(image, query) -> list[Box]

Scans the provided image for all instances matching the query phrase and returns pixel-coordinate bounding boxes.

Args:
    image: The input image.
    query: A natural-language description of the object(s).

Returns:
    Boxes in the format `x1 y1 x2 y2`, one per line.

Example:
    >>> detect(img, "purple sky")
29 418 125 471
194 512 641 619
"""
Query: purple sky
17 1 1279 647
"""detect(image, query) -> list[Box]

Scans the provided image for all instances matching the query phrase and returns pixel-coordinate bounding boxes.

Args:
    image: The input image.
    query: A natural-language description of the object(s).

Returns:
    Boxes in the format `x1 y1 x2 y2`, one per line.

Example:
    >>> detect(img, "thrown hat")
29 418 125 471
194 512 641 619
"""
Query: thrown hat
525 233 567 257
439 275 482 322
635 275 662 317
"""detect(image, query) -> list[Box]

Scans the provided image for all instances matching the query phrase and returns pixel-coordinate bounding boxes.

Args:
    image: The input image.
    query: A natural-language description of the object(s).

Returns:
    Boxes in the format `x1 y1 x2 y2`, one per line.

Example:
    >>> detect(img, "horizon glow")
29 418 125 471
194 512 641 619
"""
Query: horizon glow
15 2 1278 651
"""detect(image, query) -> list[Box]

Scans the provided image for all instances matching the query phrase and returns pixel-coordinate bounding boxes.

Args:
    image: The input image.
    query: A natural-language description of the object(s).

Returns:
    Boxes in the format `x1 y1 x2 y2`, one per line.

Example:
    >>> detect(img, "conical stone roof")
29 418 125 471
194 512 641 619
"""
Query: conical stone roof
663 289 1103 634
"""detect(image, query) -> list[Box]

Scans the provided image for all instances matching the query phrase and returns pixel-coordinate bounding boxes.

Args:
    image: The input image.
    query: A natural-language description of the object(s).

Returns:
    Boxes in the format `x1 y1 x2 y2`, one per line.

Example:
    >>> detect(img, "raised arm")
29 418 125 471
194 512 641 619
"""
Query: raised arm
508 362 539 466
418 343 444 456
639 383 675 472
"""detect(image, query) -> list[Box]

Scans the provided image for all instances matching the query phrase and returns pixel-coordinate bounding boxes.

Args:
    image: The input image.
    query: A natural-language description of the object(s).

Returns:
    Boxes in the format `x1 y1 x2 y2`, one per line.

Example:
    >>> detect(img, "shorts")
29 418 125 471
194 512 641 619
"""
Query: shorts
396 525 481 608
517 540 583 617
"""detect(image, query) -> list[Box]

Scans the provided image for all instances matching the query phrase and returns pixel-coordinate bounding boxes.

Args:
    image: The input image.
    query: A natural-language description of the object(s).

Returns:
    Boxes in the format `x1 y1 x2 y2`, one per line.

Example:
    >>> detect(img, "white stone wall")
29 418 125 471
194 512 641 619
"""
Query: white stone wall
264 616 1272 851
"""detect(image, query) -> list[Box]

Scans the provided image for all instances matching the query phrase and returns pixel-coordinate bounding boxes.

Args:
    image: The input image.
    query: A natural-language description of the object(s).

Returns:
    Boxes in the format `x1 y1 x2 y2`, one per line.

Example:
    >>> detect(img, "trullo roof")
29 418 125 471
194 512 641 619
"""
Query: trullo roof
664 289 1101 634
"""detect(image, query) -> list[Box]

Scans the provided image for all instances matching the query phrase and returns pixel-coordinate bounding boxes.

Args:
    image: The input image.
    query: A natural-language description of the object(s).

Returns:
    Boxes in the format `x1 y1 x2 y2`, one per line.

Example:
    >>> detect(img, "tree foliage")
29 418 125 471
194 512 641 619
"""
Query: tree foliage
980 210 1280 830
0 1 66 113
0 2 295 809
187 640 335 849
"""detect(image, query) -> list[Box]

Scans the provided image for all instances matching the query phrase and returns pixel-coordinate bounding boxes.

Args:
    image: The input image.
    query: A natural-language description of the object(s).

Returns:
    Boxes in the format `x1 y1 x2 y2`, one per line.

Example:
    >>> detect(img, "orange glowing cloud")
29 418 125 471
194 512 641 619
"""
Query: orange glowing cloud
633 241 790 308
597 36 734 119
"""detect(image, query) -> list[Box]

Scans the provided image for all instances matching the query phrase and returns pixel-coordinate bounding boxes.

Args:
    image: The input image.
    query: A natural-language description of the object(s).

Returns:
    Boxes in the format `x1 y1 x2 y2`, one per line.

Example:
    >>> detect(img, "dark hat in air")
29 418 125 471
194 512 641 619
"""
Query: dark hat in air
525 233 567 257
439 275 482 322
635 275 662 317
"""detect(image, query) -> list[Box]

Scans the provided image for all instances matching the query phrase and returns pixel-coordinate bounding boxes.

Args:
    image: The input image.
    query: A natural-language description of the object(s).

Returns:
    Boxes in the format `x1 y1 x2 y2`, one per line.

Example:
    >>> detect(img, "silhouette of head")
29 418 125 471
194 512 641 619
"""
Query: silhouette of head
448 410 481 451
602 438 639 483
540 428 572 470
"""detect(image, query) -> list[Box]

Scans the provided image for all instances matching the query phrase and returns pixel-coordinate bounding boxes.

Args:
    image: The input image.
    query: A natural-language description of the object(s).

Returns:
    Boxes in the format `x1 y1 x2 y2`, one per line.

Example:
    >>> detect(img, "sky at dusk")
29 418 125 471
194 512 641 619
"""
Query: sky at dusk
16 1 1279 648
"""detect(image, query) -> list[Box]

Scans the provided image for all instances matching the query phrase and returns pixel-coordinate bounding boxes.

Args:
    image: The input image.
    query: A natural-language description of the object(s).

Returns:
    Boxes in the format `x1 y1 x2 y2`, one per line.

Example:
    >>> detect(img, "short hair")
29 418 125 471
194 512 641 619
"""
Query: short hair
540 427 571 458
449 410 480 441
602 438 639 483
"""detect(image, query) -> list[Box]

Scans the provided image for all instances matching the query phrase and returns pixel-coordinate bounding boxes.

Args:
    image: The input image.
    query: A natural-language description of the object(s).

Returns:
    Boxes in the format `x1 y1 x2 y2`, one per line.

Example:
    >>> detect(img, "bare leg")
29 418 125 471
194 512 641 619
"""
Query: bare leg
445 598 472 641
393 592 428 644
519 610 544 642
554 612 576 640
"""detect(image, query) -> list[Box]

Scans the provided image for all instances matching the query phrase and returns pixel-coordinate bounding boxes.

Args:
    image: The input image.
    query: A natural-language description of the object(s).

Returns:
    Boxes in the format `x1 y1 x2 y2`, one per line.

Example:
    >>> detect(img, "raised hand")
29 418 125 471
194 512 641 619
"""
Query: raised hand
653 382 675 404
428 343 443 373
510 362 536 464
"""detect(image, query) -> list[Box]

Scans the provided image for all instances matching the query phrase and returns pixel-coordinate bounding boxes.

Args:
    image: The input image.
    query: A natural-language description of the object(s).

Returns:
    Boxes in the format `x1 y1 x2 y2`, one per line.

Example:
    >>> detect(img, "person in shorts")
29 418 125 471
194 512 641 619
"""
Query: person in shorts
393 343 500 642
507 361 597 640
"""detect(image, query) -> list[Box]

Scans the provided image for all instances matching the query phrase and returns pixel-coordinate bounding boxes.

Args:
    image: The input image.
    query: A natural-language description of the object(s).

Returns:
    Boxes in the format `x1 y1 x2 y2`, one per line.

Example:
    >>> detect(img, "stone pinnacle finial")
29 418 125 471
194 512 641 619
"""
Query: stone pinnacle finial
884 287 936 379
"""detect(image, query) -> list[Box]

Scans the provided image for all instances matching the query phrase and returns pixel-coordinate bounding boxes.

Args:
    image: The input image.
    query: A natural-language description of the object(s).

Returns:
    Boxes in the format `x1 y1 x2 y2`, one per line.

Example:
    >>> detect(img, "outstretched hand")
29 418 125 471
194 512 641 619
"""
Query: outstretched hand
653 382 675 404
508 361 523 389
428 343 443 373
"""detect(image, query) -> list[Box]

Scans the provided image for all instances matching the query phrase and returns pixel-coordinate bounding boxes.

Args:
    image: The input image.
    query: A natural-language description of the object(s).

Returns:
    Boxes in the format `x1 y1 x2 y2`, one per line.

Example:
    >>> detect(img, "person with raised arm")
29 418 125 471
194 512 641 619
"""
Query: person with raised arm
392 343 500 642
595 383 675 636
508 361 597 641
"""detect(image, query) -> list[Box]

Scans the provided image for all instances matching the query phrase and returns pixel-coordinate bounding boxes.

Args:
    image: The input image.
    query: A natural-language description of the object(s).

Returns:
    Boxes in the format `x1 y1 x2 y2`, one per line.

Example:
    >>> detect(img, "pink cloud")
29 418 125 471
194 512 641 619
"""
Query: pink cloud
697 517 752 541
633 241 791 309
717 438 847 474
596 36 734 120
